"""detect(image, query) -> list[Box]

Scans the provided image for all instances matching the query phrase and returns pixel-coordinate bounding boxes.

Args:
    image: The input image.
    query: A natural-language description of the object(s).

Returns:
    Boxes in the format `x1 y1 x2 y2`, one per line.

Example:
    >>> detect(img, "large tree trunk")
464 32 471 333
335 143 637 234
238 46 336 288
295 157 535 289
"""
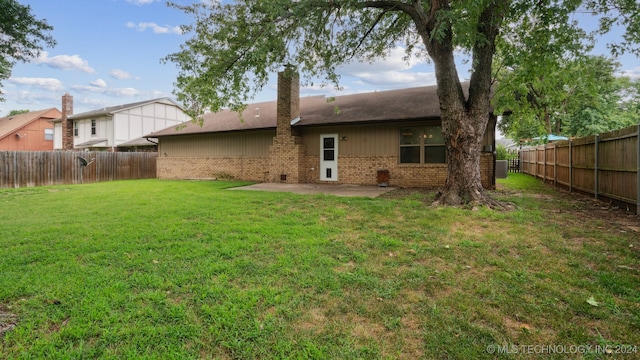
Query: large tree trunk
412 0 506 206
434 110 490 205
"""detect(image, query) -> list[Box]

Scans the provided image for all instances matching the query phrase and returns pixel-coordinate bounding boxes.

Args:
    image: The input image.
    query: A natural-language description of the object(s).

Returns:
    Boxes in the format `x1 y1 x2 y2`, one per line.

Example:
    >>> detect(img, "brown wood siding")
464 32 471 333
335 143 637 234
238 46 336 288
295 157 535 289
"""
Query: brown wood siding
301 121 445 156
301 119 494 156
159 130 275 158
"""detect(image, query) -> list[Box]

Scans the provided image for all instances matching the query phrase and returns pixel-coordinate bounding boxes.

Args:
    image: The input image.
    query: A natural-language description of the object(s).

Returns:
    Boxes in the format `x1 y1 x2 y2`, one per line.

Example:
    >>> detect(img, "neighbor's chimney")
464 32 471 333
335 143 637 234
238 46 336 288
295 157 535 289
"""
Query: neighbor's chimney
276 65 300 137
61 93 74 150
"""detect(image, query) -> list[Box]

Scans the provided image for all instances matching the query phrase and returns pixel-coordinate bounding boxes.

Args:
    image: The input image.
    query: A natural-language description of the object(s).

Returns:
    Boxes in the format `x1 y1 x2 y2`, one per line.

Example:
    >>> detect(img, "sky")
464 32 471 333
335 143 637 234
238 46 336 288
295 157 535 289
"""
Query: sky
2 0 639 117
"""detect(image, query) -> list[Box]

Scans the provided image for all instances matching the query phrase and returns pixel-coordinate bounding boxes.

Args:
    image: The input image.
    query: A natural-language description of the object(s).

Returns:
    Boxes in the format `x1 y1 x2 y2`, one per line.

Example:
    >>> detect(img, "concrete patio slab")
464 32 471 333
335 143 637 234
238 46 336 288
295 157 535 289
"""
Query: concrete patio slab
228 183 395 198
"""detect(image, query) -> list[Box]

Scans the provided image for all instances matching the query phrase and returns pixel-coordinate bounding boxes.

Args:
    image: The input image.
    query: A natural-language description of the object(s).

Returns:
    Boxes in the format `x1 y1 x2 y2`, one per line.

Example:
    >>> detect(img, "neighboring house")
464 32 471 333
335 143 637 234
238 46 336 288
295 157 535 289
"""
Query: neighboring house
148 72 497 188
51 94 190 152
0 108 61 151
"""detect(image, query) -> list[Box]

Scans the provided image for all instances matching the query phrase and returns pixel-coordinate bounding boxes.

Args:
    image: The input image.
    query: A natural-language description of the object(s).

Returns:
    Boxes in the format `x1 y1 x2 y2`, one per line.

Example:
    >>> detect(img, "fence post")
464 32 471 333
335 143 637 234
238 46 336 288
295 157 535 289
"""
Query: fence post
569 140 573 193
13 151 17 188
636 125 639 215
553 143 556 184
594 134 599 200
543 144 546 182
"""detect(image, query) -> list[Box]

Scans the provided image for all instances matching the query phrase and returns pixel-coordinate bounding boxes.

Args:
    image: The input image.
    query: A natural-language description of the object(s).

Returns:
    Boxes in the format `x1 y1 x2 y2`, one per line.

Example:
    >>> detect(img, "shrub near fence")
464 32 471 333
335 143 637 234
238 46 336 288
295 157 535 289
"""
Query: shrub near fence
519 125 639 214
0 151 157 188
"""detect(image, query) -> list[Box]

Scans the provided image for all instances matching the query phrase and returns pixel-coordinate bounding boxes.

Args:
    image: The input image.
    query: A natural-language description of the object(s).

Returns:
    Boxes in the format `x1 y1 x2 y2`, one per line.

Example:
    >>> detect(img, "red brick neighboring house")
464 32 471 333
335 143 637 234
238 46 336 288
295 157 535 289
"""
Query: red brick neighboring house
0 108 61 151
147 72 497 189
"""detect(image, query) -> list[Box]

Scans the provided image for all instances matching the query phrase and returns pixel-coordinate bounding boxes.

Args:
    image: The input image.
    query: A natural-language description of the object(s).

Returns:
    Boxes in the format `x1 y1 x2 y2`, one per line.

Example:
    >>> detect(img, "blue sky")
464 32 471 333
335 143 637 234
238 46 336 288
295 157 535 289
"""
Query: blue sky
2 0 638 117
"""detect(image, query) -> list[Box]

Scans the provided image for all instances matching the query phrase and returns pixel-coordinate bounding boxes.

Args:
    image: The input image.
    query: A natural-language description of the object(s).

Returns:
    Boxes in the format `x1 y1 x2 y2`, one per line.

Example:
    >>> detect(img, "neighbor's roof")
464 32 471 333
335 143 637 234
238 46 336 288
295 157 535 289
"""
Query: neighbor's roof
147 84 468 138
50 98 183 123
0 108 61 140
118 136 158 147
76 138 108 148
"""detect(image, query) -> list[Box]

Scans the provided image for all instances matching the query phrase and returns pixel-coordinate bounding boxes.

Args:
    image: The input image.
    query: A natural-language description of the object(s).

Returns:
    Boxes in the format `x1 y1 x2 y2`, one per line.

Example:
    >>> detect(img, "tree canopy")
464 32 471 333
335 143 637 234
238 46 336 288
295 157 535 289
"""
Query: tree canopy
496 55 639 140
166 0 639 206
7 109 29 116
0 0 56 100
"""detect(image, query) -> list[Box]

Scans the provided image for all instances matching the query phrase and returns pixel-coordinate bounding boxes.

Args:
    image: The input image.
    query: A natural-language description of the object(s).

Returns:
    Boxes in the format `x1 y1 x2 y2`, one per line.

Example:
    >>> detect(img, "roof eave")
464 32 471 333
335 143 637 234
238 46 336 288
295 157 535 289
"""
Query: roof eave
147 126 277 138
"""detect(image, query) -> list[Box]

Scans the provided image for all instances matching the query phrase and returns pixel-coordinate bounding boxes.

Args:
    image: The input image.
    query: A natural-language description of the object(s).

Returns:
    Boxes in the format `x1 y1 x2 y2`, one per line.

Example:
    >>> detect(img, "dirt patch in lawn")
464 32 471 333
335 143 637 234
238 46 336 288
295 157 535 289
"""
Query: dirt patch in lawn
380 185 640 236
0 304 17 337
544 186 640 236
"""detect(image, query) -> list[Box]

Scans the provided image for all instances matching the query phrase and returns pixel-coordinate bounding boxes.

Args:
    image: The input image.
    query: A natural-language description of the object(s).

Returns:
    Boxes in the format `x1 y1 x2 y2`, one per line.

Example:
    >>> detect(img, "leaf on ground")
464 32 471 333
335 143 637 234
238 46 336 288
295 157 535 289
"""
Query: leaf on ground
586 296 600 307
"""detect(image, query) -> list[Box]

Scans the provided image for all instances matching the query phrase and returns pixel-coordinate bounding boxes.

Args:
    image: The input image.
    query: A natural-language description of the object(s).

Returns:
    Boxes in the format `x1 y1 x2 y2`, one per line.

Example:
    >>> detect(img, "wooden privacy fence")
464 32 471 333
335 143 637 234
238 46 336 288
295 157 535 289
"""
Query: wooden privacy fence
0 151 157 188
520 125 639 214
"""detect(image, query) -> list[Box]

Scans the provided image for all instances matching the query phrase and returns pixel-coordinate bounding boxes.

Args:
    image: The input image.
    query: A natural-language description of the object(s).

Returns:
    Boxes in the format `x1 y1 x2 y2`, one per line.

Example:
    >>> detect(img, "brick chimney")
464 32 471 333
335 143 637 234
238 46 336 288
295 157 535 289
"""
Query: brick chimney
268 67 305 183
61 93 74 150
276 65 300 137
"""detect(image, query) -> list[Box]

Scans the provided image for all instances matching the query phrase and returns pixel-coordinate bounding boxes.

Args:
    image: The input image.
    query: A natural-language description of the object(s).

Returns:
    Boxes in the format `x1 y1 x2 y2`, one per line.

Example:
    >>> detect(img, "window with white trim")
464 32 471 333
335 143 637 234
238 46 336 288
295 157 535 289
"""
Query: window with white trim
399 126 446 164
91 119 96 135
44 128 53 141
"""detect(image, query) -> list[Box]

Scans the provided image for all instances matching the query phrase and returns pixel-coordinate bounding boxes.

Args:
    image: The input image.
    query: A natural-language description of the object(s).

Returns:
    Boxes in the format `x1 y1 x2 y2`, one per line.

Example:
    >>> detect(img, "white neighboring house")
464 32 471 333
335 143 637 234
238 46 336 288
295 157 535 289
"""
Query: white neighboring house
51 94 190 151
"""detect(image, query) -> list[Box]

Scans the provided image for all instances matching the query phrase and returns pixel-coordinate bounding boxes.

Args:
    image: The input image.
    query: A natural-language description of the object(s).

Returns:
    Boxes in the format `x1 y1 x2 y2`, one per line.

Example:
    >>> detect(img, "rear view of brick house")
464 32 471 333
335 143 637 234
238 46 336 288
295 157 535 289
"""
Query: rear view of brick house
148 69 498 188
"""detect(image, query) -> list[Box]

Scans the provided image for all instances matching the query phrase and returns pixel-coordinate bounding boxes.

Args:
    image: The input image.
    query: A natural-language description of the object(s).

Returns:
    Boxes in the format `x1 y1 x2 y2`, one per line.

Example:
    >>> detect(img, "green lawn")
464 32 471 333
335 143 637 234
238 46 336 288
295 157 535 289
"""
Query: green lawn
0 175 638 359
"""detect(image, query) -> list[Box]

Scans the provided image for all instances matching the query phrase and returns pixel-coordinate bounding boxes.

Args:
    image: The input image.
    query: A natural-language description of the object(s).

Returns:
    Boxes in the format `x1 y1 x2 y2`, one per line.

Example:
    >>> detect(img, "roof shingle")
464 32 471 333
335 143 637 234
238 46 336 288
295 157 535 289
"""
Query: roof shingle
148 84 455 138
0 108 61 139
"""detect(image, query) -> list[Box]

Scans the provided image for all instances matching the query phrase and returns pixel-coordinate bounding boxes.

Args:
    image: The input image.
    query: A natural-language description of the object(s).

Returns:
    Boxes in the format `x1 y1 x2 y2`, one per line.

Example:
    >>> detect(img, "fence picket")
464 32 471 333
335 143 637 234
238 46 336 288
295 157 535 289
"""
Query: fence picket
519 125 639 214
0 151 157 188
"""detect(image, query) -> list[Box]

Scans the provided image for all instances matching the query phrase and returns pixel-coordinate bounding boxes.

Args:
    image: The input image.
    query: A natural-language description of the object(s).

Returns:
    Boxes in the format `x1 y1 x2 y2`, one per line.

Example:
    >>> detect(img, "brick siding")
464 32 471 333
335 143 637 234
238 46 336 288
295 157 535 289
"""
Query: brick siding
157 156 269 181
303 153 494 188
158 153 495 189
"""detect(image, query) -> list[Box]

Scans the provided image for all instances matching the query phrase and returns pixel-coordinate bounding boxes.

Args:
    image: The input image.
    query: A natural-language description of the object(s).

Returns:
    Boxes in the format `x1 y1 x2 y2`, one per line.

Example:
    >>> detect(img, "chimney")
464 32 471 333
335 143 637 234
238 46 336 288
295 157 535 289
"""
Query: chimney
276 65 299 137
61 93 74 150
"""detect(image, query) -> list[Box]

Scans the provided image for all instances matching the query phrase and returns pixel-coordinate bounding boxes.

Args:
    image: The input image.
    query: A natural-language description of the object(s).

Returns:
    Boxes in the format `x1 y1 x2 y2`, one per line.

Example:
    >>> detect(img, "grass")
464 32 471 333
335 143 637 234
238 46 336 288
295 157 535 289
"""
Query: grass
0 174 638 359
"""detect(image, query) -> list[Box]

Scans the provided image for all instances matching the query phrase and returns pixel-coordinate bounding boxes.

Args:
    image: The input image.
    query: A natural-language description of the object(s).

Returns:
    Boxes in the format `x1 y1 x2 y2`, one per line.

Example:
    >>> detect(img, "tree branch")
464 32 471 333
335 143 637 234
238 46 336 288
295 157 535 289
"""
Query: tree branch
350 10 389 58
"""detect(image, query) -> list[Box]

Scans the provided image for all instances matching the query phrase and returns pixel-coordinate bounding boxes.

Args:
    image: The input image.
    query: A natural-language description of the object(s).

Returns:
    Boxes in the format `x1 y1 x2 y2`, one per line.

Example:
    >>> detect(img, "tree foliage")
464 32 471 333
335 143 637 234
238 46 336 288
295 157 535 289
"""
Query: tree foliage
8 109 29 116
0 0 56 100
496 55 639 140
165 0 639 206
165 0 507 116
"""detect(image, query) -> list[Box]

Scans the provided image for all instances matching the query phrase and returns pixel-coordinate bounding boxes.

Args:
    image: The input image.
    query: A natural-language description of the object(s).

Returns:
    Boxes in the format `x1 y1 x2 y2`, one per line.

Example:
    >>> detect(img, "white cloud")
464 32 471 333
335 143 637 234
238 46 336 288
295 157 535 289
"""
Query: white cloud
108 87 140 97
145 89 172 99
80 98 109 109
126 0 159 5
91 79 107 88
126 21 182 35
110 69 133 80
33 51 95 74
618 67 640 79
340 47 428 74
8 77 65 92
336 46 436 89
1 90 60 110
70 85 103 94
350 70 436 87
300 83 348 96
72 84 140 97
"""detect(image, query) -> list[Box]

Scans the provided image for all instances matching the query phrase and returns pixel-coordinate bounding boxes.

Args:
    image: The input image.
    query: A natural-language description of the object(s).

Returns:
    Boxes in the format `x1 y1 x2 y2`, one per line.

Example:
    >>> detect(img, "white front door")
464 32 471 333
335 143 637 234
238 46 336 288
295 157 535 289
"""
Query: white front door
320 134 338 181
